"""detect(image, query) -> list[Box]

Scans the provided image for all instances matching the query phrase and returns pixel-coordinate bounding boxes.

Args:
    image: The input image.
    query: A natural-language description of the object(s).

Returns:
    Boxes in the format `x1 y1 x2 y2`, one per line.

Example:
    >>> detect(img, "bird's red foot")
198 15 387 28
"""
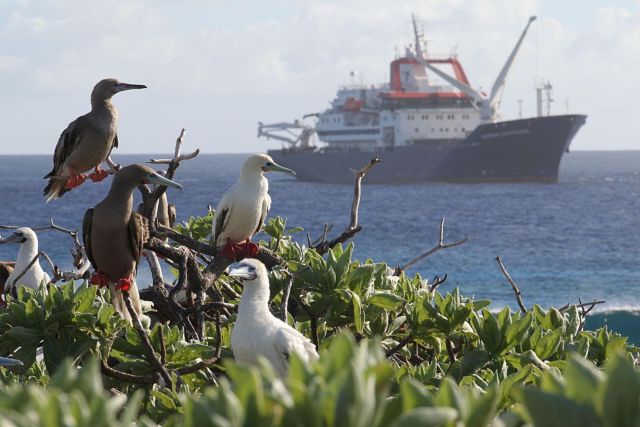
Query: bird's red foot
116 277 132 292
241 241 259 258
65 174 86 190
90 272 109 288
220 239 259 261
89 167 109 182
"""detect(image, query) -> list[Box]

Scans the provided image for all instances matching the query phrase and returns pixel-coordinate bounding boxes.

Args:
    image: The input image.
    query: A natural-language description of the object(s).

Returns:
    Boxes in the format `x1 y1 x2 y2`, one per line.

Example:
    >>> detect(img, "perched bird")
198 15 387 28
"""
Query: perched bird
0 228 50 295
43 78 147 201
214 154 295 260
82 164 182 323
0 261 15 295
229 259 318 377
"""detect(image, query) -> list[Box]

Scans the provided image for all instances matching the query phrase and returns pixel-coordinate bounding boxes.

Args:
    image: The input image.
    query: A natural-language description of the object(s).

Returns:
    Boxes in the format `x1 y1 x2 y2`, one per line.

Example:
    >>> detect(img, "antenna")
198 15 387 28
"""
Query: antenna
543 81 553 116
412 13 424 60
517 99 524 118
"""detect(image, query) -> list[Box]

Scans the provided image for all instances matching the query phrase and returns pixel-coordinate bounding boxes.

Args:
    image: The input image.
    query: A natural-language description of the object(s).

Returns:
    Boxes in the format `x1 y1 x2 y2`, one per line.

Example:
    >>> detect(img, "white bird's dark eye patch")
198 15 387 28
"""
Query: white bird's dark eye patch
266 162 274 167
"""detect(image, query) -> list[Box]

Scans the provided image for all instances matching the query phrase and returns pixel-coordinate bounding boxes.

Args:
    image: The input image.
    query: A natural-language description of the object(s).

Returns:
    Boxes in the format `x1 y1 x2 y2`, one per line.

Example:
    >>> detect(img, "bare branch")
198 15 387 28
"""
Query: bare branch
313 157 381 255
428 274 448 292
398 218 467 273
385 334 413 358
495 256 527 314
123 292 173 386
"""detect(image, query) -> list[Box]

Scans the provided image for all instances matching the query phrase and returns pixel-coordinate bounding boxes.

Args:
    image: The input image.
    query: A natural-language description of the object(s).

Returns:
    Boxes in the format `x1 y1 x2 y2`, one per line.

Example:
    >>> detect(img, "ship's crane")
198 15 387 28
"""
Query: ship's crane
257 119 317 150
418 16 537 122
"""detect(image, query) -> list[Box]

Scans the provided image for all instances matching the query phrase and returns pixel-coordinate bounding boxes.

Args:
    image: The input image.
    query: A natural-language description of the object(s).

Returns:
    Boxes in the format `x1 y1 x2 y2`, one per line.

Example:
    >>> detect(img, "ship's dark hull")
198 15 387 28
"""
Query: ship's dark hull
269 114 587 184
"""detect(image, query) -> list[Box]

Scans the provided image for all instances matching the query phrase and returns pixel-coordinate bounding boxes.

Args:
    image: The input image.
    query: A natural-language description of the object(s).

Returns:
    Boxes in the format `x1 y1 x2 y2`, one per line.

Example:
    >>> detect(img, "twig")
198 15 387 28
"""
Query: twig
495 256 527 314
428 274 448 292
281 274 295 322
385 334 413 358
313 157 381 255
100 339 155 385
145 251 165 288
446 337 457 364
9 253 40 287
123 292 173 386
398 218 467 273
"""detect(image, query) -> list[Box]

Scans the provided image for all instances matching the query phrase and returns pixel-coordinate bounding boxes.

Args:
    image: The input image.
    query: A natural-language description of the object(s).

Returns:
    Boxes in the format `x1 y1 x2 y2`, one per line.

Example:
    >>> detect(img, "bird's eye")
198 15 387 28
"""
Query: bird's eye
14 231 22 237
266 162 273 167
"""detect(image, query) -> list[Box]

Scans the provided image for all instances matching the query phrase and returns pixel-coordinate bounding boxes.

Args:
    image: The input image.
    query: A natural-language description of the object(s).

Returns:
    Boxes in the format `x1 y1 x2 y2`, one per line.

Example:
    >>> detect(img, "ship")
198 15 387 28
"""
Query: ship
258 15 586 184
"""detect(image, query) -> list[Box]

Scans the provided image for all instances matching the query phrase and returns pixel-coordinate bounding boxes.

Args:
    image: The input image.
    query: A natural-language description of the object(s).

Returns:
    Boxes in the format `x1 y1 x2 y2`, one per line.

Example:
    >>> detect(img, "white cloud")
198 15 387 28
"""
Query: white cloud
0 0 639 154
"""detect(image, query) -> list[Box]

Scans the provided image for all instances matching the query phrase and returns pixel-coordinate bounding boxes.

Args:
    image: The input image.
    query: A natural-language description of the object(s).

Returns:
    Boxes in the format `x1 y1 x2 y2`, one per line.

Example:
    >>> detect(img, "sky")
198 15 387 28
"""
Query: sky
1 0 638 154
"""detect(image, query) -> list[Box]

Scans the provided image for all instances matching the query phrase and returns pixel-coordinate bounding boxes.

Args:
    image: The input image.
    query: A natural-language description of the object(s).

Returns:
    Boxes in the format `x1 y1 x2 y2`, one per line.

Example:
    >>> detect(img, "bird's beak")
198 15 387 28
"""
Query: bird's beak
0 356 23 367
0 233 25 245
146 173 183 190
228 264 257 281
263 162 296 176
115 82 147 92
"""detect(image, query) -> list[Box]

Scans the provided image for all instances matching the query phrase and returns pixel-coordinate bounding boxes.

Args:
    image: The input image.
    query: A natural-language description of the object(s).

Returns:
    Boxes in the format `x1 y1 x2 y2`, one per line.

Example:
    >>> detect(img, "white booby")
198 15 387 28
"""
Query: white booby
214 154 295 260
0 228 51 295
43 78 146 202
229 259 318 377
82 164 182 323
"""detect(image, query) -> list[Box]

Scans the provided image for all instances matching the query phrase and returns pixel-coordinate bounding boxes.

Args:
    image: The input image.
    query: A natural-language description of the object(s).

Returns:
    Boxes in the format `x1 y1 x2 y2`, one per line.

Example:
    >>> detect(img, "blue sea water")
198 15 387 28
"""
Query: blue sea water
0 152 638 341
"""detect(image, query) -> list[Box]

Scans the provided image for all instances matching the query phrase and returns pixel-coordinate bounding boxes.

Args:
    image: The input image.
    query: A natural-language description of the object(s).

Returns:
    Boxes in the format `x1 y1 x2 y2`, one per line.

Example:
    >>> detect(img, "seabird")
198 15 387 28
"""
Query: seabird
43 78 147 202
0 228 51 295
229 259 318 377
82 164 182 323
214 154 295 260
0 262 15 296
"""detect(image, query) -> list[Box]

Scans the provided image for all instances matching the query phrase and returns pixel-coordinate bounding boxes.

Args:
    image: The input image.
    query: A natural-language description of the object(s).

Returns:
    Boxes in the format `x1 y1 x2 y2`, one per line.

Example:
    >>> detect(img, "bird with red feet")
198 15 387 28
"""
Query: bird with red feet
82 164 182 323
213 154 296 261
43 78 147 202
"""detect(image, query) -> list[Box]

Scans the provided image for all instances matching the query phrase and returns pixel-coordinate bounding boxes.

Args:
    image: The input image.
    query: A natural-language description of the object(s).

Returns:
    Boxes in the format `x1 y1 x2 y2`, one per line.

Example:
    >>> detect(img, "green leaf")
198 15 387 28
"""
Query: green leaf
349 291 363 334
534 328 563 360
600 354 640 427
369 292 405 311
518 387 599 427
389 407 458 427
504 311 532 352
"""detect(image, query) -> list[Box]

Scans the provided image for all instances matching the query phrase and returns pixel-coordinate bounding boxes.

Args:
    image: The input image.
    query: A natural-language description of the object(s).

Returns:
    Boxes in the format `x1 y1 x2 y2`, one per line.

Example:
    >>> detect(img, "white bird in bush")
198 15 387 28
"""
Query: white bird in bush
214 154 295 261
229 259 318 376
0 228 50 295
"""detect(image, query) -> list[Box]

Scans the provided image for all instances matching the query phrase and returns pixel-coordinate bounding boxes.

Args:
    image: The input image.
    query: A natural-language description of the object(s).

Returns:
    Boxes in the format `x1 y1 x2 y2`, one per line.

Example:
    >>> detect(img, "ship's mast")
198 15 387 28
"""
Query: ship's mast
412 14 425 60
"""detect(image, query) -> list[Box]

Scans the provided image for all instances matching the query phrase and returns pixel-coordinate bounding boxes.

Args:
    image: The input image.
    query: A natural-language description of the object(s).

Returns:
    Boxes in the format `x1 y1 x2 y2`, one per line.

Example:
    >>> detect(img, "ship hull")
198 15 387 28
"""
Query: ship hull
269 115 586 184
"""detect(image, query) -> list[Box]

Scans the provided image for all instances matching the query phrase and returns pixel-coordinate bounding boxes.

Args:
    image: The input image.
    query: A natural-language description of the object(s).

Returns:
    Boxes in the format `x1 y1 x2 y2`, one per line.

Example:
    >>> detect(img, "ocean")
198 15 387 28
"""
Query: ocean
0 152 638 342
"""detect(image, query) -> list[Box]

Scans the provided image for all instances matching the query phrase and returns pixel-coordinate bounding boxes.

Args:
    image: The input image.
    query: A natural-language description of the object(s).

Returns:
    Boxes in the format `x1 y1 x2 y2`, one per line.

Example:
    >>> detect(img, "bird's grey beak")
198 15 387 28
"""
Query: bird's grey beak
228 264 257 281
115 82 147 92
0 356 23 367
0 233 25 245
264 162 296 176
146 173 183 190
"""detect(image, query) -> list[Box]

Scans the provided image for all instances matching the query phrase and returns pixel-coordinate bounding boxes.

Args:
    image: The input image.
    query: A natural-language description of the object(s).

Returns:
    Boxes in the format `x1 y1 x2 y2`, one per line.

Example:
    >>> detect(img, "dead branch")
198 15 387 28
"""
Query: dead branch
397 218 467 273
100 339 155 385
385 334 413 358
123 292 173 386
495 256 527 314
280 266 310 322
428 274 448 292
313 157 381 255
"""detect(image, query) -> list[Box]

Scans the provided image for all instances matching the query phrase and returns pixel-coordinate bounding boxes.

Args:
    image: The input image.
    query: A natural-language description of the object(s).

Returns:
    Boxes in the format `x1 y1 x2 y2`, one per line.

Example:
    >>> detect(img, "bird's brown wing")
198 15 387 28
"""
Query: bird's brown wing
82 208 97 270
0 262 15 294
168 204 177 228
127 213 149 268
45 116 87 179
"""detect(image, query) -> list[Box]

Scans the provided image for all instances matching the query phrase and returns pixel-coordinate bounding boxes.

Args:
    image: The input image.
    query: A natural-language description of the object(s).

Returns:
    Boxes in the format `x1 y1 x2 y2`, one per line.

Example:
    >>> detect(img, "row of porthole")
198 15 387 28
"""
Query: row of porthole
414 127 466 133
405 114 472 120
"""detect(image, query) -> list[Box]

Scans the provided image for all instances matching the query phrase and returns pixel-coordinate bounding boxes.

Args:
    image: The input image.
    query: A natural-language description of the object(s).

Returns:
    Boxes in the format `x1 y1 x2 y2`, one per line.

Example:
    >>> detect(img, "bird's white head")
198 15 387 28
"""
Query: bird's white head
0 227 37 246
240 154 296 180
228 258 268 285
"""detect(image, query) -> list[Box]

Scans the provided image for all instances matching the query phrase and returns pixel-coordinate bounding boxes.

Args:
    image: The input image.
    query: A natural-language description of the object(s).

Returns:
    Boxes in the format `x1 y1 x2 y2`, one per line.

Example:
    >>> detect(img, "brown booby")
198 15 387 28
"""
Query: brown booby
82 164 182 322
43 78 146 202
214 154 295 260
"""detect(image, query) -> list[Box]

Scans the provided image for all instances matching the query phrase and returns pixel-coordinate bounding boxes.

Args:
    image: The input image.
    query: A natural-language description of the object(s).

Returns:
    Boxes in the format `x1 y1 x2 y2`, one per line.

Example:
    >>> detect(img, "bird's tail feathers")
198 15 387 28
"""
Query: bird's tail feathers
43 175 69 202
